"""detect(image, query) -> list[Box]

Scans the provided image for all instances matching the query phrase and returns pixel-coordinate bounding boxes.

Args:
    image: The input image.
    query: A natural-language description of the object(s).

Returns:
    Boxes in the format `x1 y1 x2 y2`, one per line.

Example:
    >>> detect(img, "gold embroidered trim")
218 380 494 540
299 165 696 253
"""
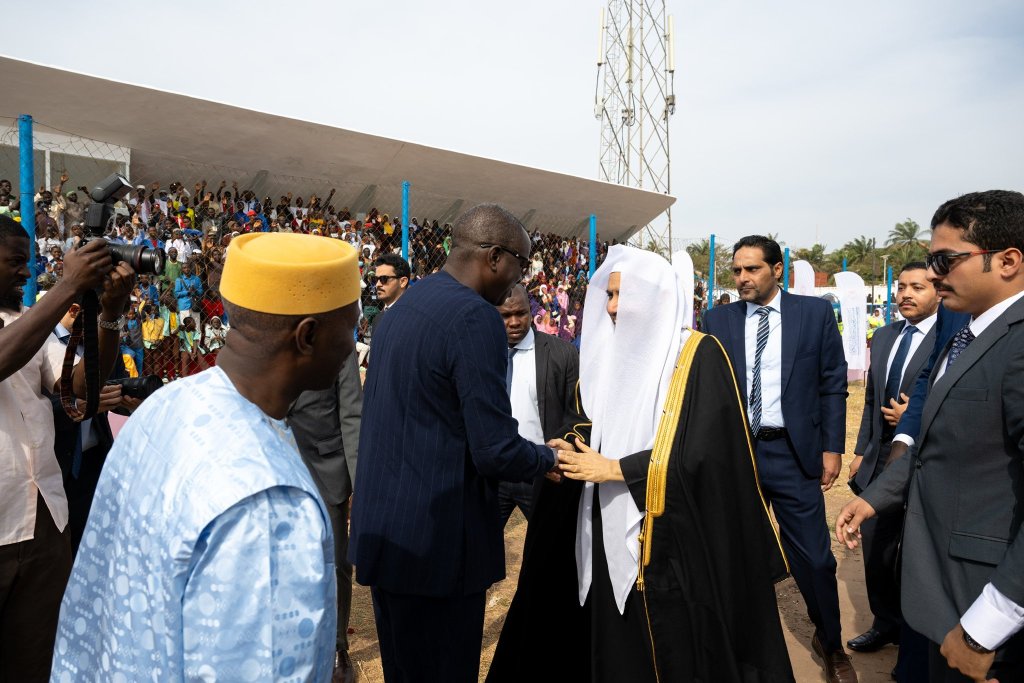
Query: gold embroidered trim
637 331 703 590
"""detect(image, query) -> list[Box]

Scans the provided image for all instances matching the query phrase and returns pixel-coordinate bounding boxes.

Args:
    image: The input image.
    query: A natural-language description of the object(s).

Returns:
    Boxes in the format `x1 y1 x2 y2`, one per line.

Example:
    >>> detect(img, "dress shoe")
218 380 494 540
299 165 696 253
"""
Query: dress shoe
333 650 356 683
847 627 900 652
813 631 858 683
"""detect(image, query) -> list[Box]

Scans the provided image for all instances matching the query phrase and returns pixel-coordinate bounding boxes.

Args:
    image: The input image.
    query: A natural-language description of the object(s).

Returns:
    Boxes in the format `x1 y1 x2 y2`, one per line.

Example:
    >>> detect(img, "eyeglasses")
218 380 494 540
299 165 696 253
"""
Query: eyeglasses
925 249 1004 276
371 275 401 285
479 243 530 273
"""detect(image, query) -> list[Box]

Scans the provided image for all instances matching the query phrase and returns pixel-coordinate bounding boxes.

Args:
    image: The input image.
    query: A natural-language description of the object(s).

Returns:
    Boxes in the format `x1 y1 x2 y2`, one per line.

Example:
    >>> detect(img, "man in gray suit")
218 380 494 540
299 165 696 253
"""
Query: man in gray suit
847 262 938 653
838 190 1024 682
288 353 362 683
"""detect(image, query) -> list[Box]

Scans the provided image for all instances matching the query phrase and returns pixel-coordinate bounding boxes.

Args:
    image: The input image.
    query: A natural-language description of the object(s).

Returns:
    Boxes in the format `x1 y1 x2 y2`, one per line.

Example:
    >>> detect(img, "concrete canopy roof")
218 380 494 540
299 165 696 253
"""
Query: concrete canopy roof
0 55 674 242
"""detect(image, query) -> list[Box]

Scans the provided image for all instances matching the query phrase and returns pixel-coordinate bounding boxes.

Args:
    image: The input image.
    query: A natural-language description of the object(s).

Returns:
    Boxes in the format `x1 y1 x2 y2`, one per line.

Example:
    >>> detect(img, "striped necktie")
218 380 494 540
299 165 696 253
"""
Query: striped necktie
749 306 771 435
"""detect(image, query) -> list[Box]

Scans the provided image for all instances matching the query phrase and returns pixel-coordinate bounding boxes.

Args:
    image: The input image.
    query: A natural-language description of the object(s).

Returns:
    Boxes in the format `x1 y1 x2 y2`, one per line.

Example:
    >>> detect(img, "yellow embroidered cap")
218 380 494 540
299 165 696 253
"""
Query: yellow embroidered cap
220 233 360 314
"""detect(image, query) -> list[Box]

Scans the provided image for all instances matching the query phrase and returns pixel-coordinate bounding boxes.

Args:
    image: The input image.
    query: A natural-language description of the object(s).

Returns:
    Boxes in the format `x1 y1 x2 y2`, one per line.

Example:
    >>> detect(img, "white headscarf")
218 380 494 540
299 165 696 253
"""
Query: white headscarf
576 245 694 613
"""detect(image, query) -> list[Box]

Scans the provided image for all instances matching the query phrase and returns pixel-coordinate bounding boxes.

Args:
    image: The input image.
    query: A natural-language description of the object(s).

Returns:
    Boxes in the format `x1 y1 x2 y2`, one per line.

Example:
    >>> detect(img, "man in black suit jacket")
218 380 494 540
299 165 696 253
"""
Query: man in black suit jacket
839 191 1024 682
288 352 362 683
495 285 581 525
848 262 938 654
704 235 855 683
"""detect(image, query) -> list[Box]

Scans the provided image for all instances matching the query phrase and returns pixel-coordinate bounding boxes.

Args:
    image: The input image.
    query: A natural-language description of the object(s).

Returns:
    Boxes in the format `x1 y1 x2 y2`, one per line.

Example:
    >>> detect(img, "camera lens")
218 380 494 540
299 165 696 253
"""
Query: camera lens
108 243 166 276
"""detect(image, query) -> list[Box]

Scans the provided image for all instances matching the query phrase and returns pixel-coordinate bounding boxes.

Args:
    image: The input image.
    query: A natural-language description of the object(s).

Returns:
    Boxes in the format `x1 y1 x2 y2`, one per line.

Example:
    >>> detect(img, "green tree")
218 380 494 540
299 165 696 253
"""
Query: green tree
686 239 732 286
886 219 929 263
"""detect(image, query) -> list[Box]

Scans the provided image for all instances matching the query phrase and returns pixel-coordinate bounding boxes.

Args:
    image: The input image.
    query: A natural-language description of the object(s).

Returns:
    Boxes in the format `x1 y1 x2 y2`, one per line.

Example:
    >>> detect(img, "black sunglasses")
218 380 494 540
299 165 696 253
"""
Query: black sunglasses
925 249 1004 276
479 243 530 272
371 275 401 284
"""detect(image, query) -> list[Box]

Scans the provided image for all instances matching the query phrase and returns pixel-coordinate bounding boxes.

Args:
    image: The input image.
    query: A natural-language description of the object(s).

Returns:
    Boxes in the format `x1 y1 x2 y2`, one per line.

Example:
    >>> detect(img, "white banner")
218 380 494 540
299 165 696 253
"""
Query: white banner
834 271 867 370
792 260 815 297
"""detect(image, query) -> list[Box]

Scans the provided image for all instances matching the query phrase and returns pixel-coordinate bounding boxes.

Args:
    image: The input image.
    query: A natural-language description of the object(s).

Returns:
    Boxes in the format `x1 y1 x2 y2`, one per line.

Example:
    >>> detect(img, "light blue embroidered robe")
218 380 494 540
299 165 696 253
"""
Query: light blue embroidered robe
51 367 336 682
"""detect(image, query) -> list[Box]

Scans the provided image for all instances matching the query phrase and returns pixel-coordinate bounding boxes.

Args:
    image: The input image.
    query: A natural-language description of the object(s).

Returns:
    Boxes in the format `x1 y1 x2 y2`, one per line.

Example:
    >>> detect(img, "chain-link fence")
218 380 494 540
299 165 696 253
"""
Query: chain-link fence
2 116 616 380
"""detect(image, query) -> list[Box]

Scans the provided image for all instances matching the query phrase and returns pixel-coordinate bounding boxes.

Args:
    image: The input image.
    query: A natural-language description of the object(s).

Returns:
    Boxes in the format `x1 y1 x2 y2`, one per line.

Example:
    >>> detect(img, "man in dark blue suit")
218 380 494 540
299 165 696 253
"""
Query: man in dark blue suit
704 235 855 683
349 204 557 683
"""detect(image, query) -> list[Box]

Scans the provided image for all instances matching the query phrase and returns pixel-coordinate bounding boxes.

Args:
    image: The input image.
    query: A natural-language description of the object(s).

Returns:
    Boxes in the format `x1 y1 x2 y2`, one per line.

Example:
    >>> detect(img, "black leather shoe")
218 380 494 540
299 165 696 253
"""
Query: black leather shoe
333 650 356 683
813 631 859 683
847 627 900 653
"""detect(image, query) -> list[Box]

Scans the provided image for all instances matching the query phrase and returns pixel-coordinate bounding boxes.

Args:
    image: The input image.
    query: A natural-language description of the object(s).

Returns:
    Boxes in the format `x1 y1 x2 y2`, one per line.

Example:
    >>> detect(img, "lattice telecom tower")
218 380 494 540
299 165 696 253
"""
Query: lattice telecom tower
595 0 676 252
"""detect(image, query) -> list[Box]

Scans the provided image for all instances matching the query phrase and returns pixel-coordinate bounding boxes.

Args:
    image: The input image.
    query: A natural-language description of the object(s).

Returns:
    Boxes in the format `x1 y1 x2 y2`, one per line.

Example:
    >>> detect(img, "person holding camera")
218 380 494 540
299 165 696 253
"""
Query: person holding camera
0 213 135 681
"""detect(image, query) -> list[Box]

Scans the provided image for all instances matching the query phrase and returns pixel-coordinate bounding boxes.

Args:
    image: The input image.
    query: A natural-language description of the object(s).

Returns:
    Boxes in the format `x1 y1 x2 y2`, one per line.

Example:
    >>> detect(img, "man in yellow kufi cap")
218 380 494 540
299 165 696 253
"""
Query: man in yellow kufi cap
52 233 361 682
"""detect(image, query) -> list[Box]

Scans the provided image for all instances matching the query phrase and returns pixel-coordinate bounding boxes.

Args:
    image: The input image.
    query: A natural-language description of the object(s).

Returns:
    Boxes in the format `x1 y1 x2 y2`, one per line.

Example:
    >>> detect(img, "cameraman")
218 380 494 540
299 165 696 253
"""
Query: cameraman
0 214 135 680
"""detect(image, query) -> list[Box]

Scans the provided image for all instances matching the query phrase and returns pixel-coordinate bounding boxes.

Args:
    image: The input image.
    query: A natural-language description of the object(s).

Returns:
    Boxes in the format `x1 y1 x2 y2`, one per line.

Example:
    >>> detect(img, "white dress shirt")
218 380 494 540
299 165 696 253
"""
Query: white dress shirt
884 312 937 388
744 288 784 429
508 328 545 445
0 310 70 546
944 290 1024 649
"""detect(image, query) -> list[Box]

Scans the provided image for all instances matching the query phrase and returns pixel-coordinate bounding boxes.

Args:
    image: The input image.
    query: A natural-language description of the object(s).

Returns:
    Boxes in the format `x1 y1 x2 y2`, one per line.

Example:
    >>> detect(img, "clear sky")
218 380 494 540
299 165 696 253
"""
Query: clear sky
3 0 1022 249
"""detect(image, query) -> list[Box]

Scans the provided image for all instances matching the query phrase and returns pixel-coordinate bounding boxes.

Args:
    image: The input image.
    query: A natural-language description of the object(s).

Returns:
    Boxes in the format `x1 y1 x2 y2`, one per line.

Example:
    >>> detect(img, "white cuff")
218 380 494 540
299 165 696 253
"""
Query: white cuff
960 583 1024 651
892 434 915 448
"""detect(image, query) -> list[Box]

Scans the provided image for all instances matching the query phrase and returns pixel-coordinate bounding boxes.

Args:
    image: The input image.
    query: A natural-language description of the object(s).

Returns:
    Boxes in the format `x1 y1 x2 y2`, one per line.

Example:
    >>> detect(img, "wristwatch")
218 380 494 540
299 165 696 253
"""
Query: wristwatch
98 316 125 331
962 628 993 654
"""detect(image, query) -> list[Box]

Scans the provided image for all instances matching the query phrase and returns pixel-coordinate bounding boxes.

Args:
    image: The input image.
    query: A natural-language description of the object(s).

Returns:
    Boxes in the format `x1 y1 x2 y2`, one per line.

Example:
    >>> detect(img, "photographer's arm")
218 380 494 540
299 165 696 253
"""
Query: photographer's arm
0 279 78 382
0 240 110 382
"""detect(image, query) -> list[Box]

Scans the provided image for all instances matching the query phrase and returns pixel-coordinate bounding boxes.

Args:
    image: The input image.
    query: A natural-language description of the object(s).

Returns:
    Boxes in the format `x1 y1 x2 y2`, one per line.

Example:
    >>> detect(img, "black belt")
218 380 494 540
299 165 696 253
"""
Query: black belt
754 427 788 441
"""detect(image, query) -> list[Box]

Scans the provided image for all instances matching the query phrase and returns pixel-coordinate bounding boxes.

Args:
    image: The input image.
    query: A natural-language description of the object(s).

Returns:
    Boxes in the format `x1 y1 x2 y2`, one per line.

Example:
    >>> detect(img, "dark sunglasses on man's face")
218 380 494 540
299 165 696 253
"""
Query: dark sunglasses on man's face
372 275 401 284
925 249 1004 276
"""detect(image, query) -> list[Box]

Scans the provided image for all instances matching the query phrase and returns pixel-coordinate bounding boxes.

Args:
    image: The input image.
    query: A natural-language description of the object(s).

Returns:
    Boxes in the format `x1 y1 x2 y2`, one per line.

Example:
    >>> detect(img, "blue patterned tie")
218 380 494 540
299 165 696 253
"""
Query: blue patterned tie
749 306 771 435
506 347 518 395
945 325 975 369
884 325 917 404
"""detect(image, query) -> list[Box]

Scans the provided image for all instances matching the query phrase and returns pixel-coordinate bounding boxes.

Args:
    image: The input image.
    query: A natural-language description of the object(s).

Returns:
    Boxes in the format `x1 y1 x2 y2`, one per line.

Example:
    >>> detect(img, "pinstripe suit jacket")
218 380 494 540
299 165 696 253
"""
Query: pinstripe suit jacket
349 271 555 597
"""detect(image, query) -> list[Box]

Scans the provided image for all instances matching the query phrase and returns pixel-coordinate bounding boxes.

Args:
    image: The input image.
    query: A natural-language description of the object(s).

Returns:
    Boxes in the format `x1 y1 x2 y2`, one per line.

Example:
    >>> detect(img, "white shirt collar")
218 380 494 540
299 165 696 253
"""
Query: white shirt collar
745 287 782 317
513 326 536 351
970 290 1024 338
904 310 938 336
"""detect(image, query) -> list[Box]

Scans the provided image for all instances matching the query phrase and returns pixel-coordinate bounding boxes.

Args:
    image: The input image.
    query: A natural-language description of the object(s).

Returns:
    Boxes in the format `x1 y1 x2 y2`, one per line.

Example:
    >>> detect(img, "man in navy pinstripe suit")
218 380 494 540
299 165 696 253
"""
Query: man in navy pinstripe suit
349 204 557 683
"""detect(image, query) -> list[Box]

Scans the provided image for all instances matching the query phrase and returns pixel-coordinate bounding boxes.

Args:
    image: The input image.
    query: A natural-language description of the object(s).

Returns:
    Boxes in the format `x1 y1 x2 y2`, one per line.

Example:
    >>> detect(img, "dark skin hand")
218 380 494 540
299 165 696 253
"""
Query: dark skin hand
0 237 134 396
940 624 997 683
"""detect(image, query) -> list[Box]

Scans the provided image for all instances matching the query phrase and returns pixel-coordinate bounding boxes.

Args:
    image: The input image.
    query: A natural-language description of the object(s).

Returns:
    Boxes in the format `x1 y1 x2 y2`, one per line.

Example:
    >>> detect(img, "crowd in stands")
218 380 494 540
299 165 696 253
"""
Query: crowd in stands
4 174 608 377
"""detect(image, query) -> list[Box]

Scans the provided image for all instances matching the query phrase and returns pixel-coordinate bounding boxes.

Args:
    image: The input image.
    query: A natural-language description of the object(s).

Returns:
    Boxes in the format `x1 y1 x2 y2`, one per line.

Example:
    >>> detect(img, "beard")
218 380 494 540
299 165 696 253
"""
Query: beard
0 289 23 312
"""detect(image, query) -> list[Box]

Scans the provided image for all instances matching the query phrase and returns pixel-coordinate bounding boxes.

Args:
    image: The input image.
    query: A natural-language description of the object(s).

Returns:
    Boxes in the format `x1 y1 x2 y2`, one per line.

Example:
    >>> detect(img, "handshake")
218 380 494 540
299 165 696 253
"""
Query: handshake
542 437 623 484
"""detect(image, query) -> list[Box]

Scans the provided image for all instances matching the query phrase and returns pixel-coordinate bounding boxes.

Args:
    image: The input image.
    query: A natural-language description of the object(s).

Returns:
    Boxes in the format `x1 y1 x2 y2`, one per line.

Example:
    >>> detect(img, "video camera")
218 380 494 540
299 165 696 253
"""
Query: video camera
83 173 166 275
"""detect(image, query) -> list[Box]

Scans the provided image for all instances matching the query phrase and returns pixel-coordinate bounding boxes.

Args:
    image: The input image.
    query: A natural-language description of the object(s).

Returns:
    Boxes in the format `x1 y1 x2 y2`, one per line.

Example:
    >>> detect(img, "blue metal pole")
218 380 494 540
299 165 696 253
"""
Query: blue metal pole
19 114 37 307
885 265 893 321
842 257 847 272
401 181 410 264
708 233 716 309
588 214 597 278
783 247 791 292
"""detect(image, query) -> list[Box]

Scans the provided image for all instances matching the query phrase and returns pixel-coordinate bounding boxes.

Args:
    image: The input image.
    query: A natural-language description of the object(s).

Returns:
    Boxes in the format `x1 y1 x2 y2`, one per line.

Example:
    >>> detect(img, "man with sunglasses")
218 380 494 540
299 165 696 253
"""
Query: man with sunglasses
838 190 1024 682
372 253 410 313
350 204 556 683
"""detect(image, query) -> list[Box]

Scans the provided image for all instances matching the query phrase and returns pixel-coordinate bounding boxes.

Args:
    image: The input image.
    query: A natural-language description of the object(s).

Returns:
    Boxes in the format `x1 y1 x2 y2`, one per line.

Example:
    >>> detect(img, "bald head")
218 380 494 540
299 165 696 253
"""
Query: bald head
450 204 526 252
444 204 532 305
504 284 529 308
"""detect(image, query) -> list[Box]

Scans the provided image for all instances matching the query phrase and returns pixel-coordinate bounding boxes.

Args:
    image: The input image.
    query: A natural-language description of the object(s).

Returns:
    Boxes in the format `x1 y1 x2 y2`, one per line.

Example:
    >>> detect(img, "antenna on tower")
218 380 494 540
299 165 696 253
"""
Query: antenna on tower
594 0 676 254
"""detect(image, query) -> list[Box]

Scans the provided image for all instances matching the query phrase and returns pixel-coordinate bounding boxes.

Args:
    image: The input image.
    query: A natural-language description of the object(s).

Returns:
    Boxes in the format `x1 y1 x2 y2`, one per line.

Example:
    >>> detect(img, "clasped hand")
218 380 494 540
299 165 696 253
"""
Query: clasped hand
544 437 623 484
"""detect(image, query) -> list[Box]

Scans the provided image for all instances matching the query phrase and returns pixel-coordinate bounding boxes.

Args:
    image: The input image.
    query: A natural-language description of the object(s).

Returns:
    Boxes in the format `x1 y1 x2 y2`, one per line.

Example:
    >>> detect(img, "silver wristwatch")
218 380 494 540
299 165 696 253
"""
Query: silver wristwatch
98 316 124 331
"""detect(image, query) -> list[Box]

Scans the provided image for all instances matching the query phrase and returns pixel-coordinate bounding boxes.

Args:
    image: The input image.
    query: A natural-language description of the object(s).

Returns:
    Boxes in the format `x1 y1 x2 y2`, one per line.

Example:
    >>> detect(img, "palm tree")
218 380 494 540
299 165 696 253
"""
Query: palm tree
844 236 876 263
887 219 927 247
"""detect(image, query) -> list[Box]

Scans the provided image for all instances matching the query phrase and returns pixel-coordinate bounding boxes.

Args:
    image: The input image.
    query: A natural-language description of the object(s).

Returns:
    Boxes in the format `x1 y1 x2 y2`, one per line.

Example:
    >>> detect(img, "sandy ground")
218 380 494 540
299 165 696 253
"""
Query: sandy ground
346 381 899 681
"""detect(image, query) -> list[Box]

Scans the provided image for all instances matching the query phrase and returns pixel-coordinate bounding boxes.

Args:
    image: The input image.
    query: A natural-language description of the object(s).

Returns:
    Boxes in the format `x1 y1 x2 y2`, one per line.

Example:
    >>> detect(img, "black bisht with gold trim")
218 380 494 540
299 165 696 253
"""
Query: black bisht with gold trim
488 332 794 683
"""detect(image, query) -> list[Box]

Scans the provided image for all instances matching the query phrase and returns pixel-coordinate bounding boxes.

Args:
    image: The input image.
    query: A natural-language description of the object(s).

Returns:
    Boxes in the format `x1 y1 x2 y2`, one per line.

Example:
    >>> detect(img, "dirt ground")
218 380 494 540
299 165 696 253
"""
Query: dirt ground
347 380 898 682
